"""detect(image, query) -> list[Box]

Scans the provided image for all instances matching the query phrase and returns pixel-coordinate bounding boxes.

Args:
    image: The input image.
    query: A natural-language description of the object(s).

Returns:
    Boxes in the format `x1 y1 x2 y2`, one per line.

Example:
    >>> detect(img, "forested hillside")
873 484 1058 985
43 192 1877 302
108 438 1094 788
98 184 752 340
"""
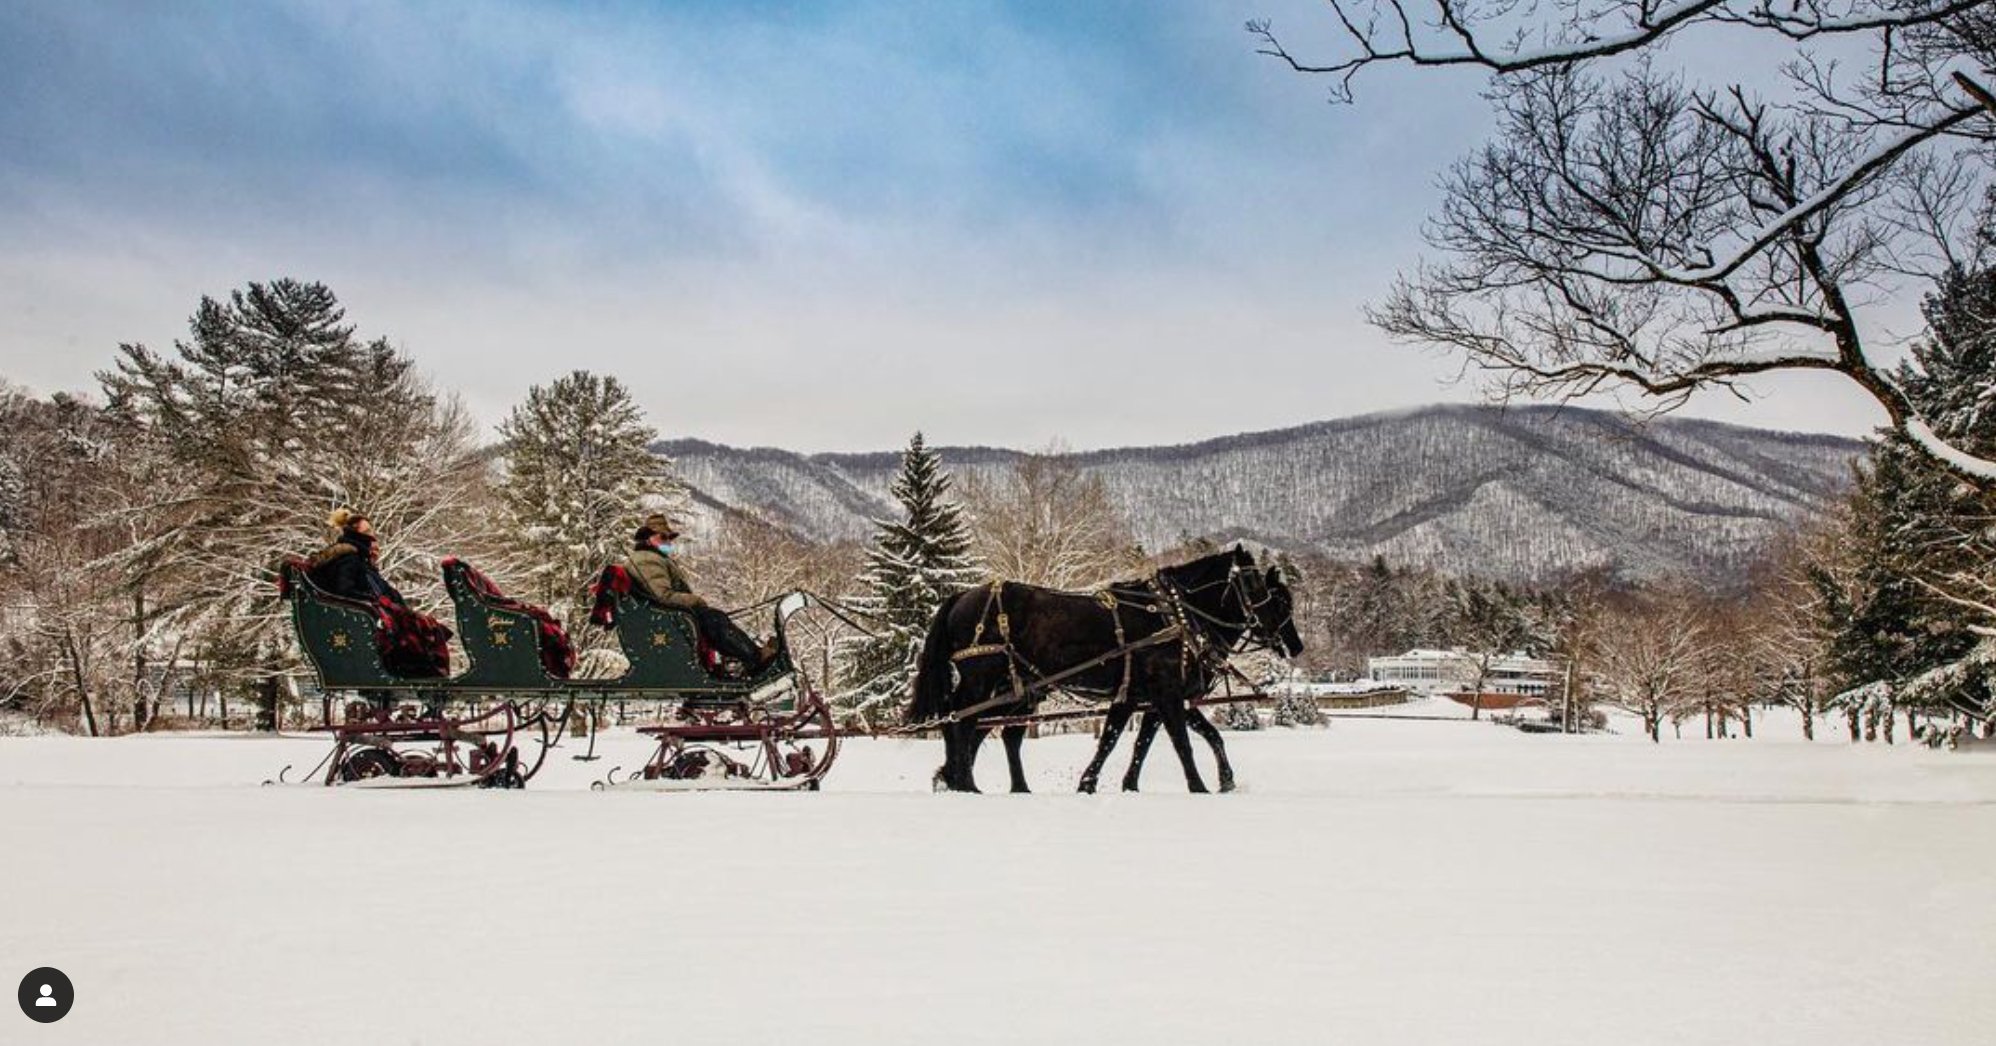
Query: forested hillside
664 405 1860 582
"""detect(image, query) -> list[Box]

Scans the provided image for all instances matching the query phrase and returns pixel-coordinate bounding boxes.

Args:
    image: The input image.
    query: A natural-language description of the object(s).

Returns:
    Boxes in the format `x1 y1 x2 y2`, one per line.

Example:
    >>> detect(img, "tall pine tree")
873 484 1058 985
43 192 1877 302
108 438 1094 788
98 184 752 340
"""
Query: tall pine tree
838 432 981 727
496 370 682 634
99 279 481 729
1819 259 1996 728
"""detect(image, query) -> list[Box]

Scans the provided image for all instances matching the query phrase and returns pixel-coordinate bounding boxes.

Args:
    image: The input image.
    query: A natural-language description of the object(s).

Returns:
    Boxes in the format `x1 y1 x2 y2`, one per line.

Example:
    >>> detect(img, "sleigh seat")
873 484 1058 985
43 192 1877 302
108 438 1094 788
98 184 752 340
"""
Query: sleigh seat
441 558 577 690
278 560 448 691
588 565 805 699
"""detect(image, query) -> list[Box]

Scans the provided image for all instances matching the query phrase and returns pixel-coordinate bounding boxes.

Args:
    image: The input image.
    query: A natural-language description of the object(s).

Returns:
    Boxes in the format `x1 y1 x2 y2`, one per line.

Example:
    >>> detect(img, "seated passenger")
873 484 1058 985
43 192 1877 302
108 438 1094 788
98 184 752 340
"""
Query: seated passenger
307 508 406 606
307 507 452 679
624 514 778 672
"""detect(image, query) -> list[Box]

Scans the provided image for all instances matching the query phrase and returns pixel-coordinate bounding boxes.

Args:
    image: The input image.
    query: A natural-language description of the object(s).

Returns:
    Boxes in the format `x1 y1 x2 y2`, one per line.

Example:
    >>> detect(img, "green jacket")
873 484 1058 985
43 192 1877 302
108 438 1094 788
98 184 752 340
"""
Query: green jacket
625 547 703 610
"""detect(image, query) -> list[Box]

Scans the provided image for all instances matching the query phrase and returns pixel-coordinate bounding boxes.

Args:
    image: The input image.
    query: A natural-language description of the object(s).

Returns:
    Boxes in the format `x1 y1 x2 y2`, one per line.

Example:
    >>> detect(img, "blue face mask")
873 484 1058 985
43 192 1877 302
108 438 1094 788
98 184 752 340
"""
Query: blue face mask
657 542 677 556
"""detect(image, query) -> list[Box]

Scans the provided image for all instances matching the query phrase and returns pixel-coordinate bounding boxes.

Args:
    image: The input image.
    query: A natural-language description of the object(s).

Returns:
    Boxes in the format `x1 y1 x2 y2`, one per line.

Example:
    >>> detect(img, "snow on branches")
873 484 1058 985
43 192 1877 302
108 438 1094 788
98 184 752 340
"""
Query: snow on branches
836 433 982 728
1256 0 1996 484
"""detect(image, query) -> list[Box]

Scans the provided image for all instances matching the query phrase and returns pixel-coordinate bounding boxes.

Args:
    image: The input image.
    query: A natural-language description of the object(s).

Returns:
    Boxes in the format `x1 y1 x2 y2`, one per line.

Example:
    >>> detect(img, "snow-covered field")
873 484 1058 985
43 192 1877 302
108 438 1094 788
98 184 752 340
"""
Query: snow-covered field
3 702 1991 1045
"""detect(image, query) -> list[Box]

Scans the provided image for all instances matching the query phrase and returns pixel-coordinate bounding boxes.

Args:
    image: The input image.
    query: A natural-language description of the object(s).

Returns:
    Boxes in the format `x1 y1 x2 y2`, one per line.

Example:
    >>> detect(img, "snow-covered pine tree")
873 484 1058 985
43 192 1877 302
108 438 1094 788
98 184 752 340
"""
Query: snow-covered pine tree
1212 700 1262 731
99 279 484 729
1819 259 1996 732
837 432 982 727
1268 692 1326 728
495 370 682 636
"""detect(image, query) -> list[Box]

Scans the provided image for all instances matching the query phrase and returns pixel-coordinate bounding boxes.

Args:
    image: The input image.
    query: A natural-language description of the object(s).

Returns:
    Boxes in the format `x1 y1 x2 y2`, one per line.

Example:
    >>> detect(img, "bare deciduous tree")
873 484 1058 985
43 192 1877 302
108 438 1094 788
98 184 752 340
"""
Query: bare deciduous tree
961 451 1142 590
1590 584 1709 741
1254 1 1996 481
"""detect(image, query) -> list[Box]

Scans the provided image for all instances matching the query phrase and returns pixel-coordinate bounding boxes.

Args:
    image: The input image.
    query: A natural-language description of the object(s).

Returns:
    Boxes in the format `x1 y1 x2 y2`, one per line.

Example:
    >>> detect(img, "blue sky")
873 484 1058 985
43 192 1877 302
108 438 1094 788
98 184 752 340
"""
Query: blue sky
0 0 1888 450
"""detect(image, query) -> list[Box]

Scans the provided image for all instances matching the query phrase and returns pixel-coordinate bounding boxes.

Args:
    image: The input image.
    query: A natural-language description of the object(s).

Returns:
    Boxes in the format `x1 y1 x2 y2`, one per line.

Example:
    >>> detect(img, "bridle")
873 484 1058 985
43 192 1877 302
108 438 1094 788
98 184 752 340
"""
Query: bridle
1151 562 1295 659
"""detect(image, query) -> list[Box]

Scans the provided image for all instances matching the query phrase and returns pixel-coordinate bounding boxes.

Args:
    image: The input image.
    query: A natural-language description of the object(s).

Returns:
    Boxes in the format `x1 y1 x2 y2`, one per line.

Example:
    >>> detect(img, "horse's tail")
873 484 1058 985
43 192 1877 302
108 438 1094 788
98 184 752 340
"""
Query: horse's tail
907 593 961 726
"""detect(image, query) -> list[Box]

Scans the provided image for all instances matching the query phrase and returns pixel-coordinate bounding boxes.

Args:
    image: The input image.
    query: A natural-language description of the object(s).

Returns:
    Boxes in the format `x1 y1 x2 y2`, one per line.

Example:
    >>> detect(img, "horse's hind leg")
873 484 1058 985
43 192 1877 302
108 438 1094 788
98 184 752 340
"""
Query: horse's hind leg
1120 711 1162 792
1077 704 1136 794
1158 701 1210 794
1185 707 1235 793
1001 724 1030 793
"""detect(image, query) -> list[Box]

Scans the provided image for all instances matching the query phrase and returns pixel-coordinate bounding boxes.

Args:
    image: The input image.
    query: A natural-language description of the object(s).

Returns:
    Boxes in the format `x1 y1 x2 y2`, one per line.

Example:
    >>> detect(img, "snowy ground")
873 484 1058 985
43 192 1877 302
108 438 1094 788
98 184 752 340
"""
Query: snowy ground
2 701 1992 1045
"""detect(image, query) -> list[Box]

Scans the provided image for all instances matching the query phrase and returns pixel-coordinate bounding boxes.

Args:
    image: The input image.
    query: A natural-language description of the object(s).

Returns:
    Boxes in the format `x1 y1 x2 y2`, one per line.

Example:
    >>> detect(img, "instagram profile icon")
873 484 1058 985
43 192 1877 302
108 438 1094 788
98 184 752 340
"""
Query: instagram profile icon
17 968 73 1024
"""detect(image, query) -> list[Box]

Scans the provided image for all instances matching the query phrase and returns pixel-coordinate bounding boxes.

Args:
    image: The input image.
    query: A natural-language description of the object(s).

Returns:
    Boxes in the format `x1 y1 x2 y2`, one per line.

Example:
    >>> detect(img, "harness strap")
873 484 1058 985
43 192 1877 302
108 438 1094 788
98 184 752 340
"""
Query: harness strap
951 643 1009 662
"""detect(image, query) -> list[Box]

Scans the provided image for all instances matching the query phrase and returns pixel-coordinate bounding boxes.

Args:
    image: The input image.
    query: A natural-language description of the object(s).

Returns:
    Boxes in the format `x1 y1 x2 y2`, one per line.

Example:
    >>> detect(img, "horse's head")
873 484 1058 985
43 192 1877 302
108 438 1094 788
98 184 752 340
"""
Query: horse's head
1231 545 1304 659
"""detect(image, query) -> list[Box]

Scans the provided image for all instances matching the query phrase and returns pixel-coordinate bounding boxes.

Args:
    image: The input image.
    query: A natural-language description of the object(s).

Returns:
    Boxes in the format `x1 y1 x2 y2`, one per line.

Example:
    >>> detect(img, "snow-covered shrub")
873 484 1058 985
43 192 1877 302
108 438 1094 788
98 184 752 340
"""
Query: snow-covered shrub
1268 692 1325 728
1213 700 1262 731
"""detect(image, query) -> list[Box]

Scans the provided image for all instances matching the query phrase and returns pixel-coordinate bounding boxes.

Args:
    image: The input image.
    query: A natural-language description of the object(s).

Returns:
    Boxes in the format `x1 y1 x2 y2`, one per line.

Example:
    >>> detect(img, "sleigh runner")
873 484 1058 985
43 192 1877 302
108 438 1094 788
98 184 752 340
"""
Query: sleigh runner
274 557 839 791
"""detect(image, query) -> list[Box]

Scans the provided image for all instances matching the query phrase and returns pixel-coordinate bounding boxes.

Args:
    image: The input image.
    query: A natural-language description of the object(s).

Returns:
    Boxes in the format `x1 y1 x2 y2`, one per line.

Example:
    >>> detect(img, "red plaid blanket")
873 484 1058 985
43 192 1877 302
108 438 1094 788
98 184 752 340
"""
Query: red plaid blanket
375 598 452 678
589 563 633 629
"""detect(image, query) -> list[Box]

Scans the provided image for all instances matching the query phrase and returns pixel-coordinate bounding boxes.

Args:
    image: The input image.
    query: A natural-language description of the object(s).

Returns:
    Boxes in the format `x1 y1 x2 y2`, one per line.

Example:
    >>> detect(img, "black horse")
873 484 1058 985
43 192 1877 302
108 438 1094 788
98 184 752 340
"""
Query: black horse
908 545 1303 793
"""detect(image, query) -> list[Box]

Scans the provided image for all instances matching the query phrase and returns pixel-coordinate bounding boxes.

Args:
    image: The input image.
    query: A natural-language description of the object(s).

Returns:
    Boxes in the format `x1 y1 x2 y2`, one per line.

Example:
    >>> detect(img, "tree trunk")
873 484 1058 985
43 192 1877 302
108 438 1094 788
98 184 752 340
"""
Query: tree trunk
1647 712 1661 743
1847 708 1861 741
131 588 151 732
256 675 280 732
1704 706 1714 739
62 629 100 738
1882 708 1895 745
1801 707 1815 741
1742 704 1753 739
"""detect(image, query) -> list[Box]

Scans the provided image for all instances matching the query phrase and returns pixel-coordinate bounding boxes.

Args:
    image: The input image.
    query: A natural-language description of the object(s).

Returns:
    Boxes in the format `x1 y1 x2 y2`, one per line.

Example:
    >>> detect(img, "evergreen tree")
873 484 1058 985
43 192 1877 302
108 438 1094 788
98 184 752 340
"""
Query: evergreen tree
1268 692 1326 728
1819 260 1996 727
837 432 981 726
496 370 681 633
99 279 481 729
1213 700 1262 731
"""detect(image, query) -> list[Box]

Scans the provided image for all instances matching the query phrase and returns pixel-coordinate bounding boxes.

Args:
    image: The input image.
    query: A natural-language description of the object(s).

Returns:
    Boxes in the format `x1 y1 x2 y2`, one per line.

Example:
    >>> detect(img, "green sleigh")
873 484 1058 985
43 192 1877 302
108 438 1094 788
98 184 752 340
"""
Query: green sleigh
275 558 837 790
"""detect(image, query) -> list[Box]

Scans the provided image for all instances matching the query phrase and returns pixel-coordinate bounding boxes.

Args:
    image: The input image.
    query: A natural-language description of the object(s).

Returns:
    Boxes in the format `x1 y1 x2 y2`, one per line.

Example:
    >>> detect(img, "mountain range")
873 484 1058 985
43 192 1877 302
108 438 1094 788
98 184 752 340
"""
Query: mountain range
659 404 1865 582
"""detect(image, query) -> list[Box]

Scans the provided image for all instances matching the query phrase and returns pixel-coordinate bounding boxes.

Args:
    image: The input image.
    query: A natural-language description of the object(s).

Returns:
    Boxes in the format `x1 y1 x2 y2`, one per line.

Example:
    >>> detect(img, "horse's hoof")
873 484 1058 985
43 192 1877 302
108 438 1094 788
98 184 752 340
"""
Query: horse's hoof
1010 786 1031 794
1076 778 1098 794
1188 783 1211 794
1218 780 1237 794
1120 781 1141 793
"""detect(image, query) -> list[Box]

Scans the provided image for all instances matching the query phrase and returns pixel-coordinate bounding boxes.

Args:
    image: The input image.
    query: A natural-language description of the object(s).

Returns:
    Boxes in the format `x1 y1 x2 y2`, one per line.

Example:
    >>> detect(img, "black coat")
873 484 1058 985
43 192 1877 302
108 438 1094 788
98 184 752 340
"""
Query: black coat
306 529 406 607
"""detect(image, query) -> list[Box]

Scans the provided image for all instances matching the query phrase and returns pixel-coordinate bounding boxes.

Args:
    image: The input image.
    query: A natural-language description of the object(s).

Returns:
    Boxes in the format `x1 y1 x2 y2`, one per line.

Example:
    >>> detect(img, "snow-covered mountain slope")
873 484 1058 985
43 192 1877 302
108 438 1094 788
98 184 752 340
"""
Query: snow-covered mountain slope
660 404 1863 581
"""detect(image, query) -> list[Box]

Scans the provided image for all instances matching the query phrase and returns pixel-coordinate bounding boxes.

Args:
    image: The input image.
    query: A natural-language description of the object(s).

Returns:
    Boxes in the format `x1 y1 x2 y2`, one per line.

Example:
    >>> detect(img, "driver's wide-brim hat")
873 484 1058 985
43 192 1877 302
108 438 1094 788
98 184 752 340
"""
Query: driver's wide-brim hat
641 513 683 539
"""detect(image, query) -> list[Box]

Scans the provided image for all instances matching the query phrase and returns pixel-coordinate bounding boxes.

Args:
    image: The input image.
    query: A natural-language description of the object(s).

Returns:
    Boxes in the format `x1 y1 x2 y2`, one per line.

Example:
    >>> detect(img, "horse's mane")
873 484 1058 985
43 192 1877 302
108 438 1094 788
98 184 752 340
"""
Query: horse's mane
1106 547 1251 594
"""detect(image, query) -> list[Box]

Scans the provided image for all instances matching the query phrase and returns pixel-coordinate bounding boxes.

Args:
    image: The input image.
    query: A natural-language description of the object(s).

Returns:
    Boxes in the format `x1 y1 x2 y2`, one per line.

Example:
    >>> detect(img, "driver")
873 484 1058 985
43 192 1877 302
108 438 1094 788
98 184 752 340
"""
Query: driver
625 514 779 672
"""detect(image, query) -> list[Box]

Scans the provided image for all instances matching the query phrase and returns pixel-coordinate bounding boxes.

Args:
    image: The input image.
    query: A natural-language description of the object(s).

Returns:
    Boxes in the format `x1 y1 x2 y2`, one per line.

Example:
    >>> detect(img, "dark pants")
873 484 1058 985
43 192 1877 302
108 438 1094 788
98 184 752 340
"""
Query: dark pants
692 606 763 664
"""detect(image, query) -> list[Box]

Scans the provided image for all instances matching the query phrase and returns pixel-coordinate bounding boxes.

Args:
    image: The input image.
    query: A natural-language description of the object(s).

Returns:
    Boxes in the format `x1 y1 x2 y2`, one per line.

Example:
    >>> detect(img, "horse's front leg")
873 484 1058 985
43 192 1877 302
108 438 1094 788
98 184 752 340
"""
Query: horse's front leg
961 723 992 793
1077 704 1136 793
1001 724 1030 793
937 721 986 793
1157 701 1210 794
1120 711 1162 792
1184 707 1235 793
934 722 963 792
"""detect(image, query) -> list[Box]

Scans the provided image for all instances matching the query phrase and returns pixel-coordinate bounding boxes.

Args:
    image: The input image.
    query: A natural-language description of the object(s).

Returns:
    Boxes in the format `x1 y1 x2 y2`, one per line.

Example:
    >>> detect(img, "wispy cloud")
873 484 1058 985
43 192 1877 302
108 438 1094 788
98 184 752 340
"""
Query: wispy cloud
0 0 1886 449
